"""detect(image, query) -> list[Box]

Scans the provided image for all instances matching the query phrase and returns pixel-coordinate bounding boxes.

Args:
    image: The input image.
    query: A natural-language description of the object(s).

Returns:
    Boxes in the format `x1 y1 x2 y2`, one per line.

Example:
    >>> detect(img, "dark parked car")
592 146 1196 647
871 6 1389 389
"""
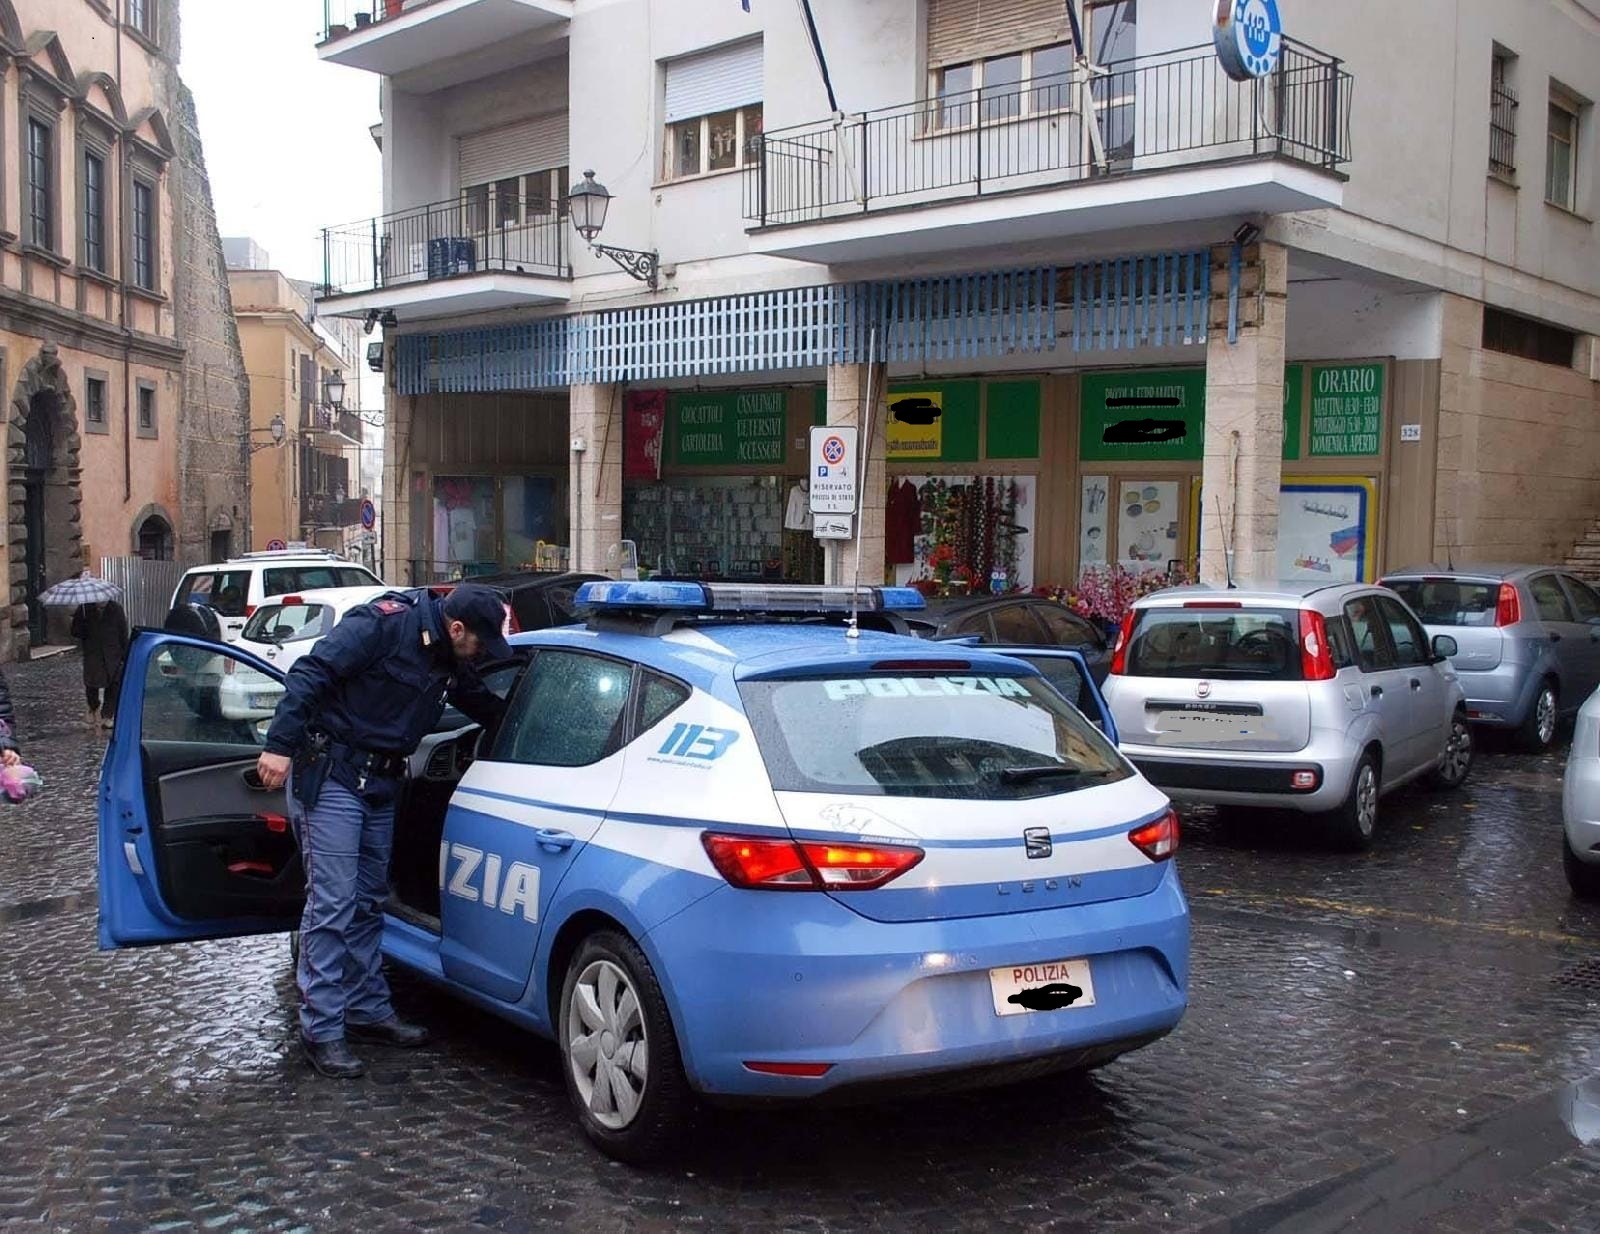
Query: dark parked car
903 594 1111 718
430 571 608 634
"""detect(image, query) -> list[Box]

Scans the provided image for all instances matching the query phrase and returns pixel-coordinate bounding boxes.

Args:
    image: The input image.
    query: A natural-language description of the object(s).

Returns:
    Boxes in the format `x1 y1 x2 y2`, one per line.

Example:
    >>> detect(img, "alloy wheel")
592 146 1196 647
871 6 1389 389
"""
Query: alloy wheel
1441 719 1473 784
1537 689 1557 747
566 959 650 1131
1355 763 1378 836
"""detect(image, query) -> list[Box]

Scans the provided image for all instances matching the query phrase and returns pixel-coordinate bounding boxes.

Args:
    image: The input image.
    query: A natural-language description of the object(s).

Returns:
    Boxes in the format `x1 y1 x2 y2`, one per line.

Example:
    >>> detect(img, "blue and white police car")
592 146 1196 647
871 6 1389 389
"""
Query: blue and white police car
98 582 1189 1162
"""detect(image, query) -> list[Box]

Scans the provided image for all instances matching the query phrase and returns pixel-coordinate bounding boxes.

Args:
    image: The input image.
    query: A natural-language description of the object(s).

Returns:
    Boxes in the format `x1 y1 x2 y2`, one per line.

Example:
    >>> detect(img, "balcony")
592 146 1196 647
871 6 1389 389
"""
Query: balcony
318 198 571 322
303 406 365 447
302 495 368 529
319 0 572 81
744 40 1352 266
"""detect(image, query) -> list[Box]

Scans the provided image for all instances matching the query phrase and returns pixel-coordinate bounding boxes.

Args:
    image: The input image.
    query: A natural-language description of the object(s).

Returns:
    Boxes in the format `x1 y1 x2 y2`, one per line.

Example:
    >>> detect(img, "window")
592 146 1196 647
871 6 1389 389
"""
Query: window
175 570 251 613
83 151 107 272
1530 574 1575 623
1036 606 1102 648
662 40 763 181
666 104 762 180
1343 597 1397 672
261 566 380 595
492 651 632 766
464 166 569 231
132 179 156 290
936 44 1073 129
1490 52 1518 179
1482 306 1577 367
242 603 332 646
26 118 53 250
636 673 690 734
1547 89 1580 211
1385 579 1501 627
1015 653 1094 721
1376 596 1429 667
1564 575 1600 624
127 0 154 39
991 603 1048 644
84 376 108 432
1126 608 1303 681
739 672 1129 801
136 382 156 439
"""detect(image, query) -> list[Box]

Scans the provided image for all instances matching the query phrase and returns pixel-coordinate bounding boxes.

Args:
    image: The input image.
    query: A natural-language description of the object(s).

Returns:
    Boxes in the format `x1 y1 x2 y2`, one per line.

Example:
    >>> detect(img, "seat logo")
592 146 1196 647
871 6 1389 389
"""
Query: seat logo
1024 827 1053 859
1196 681 1213 699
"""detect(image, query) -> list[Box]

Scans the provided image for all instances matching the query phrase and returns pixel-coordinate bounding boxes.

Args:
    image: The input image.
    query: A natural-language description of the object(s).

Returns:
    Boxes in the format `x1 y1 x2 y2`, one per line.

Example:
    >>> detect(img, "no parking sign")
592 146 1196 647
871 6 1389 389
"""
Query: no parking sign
808 426 858 516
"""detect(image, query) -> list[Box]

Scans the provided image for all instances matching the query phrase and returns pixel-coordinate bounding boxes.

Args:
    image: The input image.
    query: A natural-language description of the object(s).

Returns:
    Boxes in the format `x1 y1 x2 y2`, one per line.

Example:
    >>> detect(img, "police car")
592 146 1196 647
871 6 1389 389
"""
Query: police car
98 582 1189 1162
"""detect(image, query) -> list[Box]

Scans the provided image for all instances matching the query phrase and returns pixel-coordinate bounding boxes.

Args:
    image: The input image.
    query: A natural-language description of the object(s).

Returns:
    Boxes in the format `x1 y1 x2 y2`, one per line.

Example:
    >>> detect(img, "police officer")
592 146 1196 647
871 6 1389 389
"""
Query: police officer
256 585 510 1079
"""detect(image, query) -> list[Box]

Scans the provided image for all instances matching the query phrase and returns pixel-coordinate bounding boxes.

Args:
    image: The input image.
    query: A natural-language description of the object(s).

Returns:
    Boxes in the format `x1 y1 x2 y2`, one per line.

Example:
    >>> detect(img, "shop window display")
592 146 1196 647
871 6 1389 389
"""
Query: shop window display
432 476 497 578
624 476 787 580
893 475 1035 596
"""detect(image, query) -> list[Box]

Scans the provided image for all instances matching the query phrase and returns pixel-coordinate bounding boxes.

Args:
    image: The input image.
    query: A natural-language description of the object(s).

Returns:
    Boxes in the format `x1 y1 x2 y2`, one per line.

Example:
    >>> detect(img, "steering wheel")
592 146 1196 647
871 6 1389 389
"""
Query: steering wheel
1235 629 1288 657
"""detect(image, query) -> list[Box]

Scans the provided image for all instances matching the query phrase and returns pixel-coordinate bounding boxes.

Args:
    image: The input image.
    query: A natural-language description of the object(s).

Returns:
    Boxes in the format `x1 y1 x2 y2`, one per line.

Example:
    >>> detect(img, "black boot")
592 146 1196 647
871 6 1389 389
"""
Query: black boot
302 1035 366 1078
347 1017 430 1048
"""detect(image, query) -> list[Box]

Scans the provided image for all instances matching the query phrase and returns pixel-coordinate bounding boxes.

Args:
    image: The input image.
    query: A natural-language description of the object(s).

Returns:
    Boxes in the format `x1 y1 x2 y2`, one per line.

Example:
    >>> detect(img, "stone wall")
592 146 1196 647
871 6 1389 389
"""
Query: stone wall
170 78 251 564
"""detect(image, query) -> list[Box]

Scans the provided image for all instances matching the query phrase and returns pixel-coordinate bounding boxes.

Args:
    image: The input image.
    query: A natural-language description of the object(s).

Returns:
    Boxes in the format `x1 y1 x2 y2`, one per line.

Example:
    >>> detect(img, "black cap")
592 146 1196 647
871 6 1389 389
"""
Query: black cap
441 584 512 662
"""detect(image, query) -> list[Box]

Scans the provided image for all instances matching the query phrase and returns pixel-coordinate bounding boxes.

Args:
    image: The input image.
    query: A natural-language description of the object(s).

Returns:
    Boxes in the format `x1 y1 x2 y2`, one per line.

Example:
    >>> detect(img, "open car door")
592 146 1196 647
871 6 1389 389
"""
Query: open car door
98 631 303 949
991 647 1120 743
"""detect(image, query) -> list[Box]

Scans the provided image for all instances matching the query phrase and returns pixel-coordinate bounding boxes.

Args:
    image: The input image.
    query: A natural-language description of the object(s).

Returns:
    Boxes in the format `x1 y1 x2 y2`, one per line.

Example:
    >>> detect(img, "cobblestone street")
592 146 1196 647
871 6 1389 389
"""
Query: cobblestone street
4 650 1600 1232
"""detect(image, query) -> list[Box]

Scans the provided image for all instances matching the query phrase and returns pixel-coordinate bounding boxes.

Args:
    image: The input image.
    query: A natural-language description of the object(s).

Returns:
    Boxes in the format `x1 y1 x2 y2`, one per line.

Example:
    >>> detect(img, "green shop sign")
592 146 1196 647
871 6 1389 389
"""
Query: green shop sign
1080 369 1206 461
1308 363 1385 457
670 390 786 467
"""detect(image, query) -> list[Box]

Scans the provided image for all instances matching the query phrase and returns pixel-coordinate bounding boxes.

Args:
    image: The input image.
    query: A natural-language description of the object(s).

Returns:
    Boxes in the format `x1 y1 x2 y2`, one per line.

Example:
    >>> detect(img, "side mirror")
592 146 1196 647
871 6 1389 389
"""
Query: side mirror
1432 634 1459 660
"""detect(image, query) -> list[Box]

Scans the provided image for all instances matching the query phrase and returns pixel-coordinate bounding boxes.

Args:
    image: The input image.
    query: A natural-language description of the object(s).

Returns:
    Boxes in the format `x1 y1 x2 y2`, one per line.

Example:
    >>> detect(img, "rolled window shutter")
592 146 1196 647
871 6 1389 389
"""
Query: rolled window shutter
926 0 1071 68
458 114 569 188
663 39 763 123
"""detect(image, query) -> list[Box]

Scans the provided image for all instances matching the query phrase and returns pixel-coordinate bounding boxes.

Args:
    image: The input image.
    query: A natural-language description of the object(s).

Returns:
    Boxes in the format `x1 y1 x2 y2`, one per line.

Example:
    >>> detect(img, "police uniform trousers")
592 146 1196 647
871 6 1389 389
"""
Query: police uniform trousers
289 770 398 1042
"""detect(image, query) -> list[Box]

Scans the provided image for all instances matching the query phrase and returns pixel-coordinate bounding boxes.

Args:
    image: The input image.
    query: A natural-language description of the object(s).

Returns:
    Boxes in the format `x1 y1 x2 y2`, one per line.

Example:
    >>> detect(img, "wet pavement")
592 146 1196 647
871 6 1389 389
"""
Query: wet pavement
4 651 1600 1232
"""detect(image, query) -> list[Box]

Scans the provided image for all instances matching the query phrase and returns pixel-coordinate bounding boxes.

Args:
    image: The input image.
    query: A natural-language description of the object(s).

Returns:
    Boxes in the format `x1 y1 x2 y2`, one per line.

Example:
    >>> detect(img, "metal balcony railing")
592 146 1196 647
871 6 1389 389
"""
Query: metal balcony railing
321 198 569 299
321 0 426 41
744 39 1352 228
301 406 364 444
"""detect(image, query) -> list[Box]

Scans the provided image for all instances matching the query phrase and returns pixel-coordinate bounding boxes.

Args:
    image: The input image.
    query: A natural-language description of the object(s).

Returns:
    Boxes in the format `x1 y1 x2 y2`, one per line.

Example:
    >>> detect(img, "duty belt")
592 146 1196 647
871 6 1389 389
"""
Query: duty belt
325 741 409 786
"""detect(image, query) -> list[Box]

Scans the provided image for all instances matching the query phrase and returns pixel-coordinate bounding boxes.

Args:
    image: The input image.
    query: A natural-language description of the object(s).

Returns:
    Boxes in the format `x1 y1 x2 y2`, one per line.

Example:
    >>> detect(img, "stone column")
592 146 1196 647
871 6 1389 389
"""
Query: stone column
1200 241 1289 585
823 362 889 586
569 382 624 577
380 389 413 584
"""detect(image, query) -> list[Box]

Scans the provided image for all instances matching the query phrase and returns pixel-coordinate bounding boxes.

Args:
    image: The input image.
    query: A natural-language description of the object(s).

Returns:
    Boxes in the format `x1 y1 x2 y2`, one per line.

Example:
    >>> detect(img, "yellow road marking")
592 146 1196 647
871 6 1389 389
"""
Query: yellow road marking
1198 888 1595 947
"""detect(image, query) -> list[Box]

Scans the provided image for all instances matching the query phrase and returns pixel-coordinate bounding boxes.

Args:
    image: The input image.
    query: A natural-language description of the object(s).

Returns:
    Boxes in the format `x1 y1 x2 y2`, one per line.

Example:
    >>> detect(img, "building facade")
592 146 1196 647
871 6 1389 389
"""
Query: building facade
227 264 366 558
1 0 247 658
315 0 1600 595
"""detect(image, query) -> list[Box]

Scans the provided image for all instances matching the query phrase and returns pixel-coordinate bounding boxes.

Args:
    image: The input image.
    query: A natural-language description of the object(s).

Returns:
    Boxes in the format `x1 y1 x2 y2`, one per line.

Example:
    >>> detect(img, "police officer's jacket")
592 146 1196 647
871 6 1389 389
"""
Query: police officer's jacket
263 590 506 765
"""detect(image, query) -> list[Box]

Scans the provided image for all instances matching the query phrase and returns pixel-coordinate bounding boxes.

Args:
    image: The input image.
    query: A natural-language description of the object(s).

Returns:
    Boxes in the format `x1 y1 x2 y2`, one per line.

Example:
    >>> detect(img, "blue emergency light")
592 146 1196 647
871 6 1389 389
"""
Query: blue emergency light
573 580 926 614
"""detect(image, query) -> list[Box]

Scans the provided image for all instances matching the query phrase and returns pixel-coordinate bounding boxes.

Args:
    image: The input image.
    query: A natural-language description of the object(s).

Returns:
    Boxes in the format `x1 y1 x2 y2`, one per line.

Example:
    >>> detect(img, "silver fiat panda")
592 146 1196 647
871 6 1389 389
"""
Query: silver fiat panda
1101 582 1473 848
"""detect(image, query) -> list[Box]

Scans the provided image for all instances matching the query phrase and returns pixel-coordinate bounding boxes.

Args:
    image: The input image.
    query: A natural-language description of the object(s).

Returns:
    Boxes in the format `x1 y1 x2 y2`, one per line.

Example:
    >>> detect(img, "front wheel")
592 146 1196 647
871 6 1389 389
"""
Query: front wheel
1564 836 1600 900
559 931 694 1164
1326 753 1380 851
1426 713 1474 790
1518 682 1559 753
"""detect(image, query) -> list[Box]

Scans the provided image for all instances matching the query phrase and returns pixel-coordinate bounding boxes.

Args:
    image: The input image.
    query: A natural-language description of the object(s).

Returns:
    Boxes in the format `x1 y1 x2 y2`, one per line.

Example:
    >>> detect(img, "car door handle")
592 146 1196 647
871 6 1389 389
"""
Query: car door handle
1370 686 1383 698
1410 678 1423 691
535 828 575 852
240 768 274 792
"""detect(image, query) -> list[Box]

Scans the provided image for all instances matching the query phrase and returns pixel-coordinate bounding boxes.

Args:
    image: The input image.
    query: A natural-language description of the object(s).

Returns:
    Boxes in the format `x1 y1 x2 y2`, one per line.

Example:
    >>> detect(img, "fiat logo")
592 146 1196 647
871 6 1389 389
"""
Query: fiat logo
1196 681 1213 699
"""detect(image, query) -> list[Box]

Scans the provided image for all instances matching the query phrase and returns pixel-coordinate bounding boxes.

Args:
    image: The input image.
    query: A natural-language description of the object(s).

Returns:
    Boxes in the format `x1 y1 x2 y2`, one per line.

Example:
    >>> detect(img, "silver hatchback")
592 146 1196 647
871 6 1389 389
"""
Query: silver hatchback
1102 582 1473 849
1380 566 1600 752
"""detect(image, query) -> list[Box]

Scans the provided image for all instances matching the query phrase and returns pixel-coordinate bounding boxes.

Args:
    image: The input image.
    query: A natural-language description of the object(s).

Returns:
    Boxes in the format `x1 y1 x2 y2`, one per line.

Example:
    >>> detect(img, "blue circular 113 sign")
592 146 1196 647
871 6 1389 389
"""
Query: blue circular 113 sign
1213 0 1283 82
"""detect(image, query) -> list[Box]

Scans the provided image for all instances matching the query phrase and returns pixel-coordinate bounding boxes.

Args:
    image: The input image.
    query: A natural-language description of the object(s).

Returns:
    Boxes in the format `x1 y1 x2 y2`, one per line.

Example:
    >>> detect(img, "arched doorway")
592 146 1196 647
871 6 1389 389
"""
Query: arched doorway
136 514 174 560
9 345 82 655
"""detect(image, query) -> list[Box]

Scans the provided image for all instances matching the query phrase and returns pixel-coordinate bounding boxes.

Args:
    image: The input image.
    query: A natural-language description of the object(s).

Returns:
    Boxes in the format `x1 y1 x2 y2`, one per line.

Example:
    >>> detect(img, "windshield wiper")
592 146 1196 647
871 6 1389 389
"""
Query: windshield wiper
1000 764 1087 784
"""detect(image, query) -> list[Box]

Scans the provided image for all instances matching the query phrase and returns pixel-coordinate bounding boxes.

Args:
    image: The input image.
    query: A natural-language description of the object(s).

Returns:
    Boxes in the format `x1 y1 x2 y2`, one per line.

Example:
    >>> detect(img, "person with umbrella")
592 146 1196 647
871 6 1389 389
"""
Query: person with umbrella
41 572 129 730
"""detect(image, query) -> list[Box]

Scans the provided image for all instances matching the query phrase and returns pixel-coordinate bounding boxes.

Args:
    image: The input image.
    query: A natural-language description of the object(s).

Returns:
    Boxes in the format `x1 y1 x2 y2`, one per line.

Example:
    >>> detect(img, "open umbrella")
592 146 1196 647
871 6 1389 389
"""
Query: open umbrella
38 571 123 607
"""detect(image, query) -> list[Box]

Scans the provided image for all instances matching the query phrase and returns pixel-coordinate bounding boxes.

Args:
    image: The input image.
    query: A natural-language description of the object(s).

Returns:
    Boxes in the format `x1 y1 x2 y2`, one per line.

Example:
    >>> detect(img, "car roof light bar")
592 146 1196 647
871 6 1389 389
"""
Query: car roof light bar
573 581 926 615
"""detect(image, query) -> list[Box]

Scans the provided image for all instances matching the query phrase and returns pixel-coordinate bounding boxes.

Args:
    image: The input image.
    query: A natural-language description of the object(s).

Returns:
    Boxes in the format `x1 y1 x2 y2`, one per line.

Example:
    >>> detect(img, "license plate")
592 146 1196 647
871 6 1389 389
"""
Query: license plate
988 957 1096 1017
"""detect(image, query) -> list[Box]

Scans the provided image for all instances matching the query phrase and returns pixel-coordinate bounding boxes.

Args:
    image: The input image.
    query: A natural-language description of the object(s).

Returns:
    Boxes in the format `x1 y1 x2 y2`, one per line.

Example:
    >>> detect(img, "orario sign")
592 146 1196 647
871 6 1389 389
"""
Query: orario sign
1212 0 1283 82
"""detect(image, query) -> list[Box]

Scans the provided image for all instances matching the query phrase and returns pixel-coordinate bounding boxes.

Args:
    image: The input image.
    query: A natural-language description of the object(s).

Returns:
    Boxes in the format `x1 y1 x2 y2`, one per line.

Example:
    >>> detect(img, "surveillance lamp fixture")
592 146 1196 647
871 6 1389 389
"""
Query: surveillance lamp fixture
1232 221 1262 247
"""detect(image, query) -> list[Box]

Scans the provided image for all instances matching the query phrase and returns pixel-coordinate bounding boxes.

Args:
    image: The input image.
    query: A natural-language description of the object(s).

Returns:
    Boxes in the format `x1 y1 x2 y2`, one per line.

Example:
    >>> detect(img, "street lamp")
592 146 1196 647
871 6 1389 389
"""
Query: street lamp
566 169 659 290
249 413 286 454
323 372 347 411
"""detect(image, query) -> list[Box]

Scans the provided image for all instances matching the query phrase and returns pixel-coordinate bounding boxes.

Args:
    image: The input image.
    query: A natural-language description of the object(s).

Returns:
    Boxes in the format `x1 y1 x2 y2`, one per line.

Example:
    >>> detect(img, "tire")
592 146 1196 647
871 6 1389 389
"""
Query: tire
1426 712 1475 791
559 930 693 1164
1518 681 1559 753
1326 753 1380 851
1564 836 1600 900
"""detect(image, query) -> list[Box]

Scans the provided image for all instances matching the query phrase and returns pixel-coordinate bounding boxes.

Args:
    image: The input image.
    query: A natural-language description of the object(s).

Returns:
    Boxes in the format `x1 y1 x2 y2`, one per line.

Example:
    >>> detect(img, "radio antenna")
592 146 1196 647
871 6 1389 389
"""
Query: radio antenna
1215 496 1237 590
846 328 879 640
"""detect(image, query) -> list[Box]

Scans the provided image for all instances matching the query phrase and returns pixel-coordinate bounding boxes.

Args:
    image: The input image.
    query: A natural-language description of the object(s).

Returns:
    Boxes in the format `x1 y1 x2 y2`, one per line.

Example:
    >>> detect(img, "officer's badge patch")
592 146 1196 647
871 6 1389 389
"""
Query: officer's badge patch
375 600 408 615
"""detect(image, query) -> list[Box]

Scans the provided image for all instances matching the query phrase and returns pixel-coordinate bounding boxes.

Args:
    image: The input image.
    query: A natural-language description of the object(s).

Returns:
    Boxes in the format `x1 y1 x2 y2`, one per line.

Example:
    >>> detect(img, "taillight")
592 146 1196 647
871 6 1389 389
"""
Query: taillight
702 833 924 891
1129 809 1180 861
244 605 257 618
1109 610 1137 675
1299 609 1336 681
1495 583 1521 627
223 658 236 675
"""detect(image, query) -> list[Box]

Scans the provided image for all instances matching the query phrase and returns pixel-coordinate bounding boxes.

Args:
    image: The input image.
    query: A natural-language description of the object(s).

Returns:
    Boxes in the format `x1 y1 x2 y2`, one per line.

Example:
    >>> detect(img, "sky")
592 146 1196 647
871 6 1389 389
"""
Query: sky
180 0 382 287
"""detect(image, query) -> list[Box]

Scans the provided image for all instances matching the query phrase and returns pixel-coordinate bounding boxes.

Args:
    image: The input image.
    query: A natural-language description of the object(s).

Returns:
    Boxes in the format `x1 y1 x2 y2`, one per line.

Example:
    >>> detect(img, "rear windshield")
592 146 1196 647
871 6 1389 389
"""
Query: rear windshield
1128 608 1303 680
242 603 331 644
262 566 380 597
1384 580 1499 627
738 673 1130 801
175 570 252 618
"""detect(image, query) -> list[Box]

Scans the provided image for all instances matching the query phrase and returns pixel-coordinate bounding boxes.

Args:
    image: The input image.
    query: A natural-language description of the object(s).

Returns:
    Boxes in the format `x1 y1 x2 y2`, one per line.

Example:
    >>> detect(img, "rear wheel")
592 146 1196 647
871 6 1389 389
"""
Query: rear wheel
1326 753 1380 851
1518 681 1559 752
1564 836 1600 900
1426 712 1474 790
559 931 693 1164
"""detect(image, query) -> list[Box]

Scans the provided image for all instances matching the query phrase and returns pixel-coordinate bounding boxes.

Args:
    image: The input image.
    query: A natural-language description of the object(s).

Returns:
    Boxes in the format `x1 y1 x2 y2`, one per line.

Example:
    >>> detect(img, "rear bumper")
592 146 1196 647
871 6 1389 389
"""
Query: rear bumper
1121 746 1357 812
1455 662 1540 727
646 864 1188 1099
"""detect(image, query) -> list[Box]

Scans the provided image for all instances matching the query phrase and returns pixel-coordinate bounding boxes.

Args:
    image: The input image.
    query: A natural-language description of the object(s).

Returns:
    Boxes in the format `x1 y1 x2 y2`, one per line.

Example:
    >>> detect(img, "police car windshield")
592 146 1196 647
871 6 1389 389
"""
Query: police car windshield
738 672 1129 801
